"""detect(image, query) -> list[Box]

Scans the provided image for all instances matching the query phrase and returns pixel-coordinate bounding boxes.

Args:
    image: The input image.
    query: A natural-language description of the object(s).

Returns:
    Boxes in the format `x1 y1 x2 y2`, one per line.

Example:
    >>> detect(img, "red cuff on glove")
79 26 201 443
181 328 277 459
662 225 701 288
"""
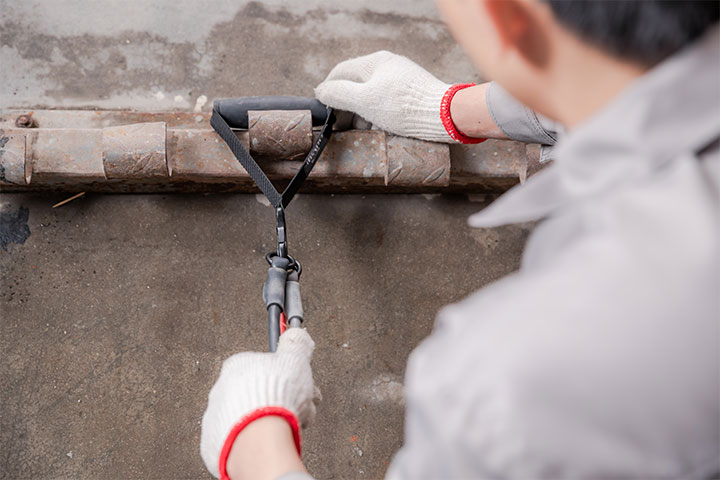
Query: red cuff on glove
218 406 301 480
440 83 487 144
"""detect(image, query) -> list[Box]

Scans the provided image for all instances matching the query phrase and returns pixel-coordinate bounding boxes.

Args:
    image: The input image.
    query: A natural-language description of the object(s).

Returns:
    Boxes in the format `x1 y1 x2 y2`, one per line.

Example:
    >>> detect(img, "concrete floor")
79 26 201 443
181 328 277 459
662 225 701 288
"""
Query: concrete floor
0 2 530 478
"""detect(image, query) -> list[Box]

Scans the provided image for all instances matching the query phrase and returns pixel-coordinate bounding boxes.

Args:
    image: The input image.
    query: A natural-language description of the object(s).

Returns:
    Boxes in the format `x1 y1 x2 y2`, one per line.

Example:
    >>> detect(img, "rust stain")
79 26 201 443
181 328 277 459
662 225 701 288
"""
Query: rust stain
284 114 305 132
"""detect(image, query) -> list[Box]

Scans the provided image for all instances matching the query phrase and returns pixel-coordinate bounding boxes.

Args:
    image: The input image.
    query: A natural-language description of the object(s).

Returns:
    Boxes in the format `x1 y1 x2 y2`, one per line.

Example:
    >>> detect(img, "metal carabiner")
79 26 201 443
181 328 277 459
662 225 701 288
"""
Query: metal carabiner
265 252 302 278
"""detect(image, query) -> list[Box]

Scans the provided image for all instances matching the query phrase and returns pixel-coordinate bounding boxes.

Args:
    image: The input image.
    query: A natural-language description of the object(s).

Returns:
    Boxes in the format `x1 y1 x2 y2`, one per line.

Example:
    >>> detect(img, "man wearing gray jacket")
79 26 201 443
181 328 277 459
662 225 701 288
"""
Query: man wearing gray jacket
200 1 720 478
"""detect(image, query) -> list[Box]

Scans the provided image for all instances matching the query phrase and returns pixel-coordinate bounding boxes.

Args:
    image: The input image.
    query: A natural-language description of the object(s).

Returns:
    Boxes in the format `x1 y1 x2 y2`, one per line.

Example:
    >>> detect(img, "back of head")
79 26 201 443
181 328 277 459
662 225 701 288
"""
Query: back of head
546 1 720 66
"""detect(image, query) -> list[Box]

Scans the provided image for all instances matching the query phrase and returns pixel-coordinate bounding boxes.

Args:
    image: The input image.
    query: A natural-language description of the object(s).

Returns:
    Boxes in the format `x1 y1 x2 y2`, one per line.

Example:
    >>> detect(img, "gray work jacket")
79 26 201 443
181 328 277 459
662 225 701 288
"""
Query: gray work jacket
283 26 719 480
386 26 720 479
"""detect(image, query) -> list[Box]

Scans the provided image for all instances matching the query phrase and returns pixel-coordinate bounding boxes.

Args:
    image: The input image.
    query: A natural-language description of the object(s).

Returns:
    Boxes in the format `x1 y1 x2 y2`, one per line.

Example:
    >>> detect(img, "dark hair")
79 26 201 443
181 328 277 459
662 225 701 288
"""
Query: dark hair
546 1 719 65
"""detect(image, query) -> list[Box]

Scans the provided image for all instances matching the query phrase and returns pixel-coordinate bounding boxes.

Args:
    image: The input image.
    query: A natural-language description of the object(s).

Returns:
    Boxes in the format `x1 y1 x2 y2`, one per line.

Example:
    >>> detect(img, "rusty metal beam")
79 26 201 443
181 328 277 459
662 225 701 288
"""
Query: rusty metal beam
0 109 535 193
102 122 168 180
248 110 313 161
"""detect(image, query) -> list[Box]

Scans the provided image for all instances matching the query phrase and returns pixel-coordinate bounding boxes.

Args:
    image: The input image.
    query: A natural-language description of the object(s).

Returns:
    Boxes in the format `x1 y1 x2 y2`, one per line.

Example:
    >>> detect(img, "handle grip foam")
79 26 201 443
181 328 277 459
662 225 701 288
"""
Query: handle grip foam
213 96 330 128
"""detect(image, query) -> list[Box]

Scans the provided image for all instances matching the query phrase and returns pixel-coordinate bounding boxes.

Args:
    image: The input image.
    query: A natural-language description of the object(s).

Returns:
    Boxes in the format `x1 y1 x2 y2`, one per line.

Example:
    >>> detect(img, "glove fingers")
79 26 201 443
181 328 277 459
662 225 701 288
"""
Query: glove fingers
315 79 367 112
276 327 315 360
322 50 392 83
323 57 373 83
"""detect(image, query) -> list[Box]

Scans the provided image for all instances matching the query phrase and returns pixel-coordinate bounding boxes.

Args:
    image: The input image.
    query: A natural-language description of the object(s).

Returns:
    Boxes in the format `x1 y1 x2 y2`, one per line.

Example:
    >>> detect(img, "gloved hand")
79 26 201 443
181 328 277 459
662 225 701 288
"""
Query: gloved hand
200 328 319 479
315 50 482 144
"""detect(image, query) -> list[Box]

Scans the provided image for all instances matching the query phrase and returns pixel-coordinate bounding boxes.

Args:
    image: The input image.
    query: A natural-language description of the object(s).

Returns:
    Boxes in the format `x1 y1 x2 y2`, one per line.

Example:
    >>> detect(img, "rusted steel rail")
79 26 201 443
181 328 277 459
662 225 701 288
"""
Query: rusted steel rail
0 109 538 193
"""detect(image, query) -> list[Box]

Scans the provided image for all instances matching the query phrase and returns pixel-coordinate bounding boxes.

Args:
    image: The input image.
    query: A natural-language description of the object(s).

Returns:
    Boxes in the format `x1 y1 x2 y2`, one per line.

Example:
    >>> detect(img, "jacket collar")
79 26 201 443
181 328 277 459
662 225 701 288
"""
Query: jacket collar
469 26 720 228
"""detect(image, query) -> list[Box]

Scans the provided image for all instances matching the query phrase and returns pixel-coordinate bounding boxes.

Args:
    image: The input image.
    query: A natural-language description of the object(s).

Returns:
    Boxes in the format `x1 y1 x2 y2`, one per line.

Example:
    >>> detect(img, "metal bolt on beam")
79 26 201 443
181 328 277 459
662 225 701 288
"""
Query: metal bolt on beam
15 114 38 129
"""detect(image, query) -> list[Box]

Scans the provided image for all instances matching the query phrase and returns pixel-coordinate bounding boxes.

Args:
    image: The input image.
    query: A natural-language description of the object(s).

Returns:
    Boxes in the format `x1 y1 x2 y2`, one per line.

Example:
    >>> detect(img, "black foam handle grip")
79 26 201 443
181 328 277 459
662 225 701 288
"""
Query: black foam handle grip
213 96 330 129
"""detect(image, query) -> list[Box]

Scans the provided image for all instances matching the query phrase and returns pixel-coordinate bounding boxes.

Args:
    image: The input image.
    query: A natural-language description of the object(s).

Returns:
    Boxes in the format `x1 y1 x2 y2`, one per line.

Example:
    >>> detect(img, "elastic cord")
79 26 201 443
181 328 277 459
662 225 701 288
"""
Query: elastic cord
440 83 487 144
218 406 301 480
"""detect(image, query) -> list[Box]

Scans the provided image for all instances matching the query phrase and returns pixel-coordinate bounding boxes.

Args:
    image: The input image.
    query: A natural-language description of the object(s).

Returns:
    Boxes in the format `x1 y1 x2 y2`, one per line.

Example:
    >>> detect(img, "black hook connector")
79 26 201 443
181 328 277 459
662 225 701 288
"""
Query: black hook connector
275 206 288 258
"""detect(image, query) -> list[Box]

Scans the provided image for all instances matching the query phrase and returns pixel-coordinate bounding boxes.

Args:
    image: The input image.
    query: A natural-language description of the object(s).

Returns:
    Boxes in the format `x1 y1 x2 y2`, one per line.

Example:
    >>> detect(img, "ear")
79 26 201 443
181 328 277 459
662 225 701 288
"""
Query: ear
482 0 549 68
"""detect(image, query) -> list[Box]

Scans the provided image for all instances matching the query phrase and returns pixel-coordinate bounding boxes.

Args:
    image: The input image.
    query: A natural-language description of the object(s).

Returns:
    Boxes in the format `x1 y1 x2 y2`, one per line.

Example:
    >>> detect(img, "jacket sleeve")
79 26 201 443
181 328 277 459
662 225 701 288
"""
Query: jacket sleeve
486 82 561 161
385 217 718 479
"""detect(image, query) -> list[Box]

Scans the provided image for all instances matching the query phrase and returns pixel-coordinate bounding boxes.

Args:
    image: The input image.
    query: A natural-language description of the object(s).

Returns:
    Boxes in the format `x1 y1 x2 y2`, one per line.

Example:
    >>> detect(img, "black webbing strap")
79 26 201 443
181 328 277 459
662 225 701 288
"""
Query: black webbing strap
210 104 335 209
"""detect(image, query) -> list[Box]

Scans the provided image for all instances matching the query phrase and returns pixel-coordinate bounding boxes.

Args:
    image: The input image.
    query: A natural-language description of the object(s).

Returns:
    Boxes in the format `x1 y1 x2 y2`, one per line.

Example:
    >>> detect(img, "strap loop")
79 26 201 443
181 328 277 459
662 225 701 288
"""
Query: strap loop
210 101 335 210
211 99 331 351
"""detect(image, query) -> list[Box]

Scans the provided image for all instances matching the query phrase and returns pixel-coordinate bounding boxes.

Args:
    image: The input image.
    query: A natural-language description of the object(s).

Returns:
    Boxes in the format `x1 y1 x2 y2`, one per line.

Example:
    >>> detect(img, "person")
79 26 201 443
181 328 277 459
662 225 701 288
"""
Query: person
200 1 720 478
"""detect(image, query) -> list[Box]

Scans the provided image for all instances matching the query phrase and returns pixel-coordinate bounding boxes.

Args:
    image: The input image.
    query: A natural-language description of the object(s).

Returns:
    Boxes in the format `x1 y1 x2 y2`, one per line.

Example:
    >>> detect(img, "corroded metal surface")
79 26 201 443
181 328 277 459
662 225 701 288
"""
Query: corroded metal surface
170 130 387 186
526 143 551 180
26 129 105 185
0 109 533 193
449 140 527 191
248 110 312 160
168 129 250 181
262 130 388 188
0 109 210 130
385 136 450 187
102 122 168 180
0 133 27 186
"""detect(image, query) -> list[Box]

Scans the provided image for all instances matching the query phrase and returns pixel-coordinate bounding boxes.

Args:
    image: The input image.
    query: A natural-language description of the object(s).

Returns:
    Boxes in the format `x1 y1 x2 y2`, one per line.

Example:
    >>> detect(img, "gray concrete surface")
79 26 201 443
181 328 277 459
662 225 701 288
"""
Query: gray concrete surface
0 2 530 478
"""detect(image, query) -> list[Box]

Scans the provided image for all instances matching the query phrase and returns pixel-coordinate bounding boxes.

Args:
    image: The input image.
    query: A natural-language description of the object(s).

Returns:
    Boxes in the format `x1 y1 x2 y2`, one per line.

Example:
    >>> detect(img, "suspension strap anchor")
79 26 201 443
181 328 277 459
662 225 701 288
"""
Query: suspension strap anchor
211 96 334 351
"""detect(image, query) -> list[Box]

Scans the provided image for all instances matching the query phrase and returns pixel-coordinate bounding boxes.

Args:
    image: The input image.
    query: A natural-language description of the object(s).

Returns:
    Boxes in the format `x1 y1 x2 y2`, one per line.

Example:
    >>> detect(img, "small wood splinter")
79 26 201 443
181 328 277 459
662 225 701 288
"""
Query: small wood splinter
52 192 86 209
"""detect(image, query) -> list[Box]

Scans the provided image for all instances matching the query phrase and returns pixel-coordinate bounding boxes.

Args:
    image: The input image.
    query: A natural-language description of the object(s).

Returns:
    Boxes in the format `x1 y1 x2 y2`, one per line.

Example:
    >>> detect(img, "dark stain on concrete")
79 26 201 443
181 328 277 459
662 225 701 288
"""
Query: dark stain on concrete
0 2 463 104
356 8 443 27
242 0 307 27
0 21 198 101
204 3 460 99
0 205 30 250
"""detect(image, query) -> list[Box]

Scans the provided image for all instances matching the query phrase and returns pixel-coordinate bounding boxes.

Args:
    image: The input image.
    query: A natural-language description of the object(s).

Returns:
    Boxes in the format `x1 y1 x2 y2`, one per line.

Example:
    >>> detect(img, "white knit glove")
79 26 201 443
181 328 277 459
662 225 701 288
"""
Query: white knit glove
200 328 319 479
315 50 458 143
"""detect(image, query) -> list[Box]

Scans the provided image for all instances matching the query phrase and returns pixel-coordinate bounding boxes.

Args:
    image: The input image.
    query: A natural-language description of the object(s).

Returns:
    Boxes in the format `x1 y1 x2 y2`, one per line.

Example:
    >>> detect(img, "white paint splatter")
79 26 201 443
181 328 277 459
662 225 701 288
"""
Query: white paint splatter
66 451 73 458
255 194 270 207
353 445 364 457
153 91 165 101
194 94 208 112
